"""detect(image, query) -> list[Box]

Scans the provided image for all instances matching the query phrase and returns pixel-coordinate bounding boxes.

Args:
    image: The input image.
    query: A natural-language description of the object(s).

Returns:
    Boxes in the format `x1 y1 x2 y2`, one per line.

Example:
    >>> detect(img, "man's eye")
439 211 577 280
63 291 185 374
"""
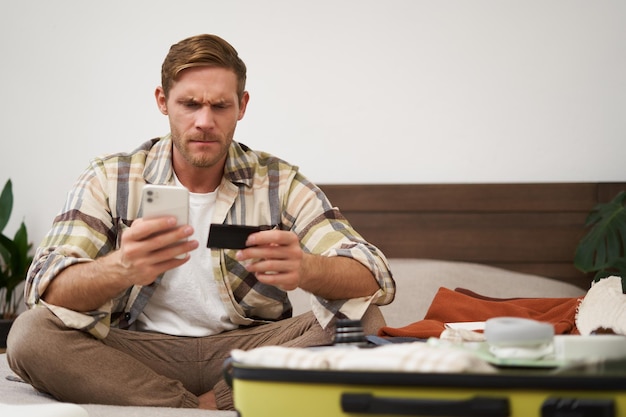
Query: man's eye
184 102 200 108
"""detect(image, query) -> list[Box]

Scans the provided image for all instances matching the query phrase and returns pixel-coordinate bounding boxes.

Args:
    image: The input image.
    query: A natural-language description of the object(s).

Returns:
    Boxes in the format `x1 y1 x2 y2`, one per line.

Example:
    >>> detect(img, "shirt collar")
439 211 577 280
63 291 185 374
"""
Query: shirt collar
142 134 256 188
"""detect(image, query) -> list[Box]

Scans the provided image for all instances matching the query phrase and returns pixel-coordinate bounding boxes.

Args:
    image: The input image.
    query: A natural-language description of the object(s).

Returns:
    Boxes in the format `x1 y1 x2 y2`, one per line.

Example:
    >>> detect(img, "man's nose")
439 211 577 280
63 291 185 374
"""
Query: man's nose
195 106 215 130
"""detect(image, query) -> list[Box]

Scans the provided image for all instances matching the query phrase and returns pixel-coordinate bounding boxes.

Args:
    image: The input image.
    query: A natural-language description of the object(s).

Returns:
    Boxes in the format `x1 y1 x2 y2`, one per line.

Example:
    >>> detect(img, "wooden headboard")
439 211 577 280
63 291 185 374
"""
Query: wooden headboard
319 182 626 290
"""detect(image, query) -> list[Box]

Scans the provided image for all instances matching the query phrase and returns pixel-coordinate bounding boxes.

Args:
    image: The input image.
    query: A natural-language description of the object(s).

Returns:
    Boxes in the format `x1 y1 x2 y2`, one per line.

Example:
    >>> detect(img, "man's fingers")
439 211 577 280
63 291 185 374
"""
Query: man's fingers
255 271 299 291
128 216 181 241
245 229 297 247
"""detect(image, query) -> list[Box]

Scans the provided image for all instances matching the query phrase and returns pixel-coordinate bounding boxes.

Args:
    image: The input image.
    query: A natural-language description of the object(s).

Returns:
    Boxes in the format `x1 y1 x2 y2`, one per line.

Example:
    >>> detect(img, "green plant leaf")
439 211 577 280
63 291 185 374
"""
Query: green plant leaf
592 259 626 293
0 237 9 267
0 179 31 318
0 179 12 234
0 232 20 316
13 222 31 276
574 191 626 279
0 232 16 265
0 233 18 274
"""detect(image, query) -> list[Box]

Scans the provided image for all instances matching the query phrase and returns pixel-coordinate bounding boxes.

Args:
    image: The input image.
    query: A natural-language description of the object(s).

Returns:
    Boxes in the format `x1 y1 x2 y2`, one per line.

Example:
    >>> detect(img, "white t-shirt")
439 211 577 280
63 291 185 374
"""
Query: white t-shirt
136 189 237 336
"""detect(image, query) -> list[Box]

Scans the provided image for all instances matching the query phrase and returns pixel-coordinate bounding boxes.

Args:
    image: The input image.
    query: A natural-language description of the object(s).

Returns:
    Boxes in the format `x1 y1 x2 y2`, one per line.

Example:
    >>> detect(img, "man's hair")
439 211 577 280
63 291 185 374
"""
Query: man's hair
161 34 247 100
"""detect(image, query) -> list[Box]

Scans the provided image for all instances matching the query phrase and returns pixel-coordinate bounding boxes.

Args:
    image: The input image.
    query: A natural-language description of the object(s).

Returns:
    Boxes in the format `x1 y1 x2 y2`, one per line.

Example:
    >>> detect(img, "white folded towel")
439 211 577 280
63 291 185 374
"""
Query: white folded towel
231 342 496 373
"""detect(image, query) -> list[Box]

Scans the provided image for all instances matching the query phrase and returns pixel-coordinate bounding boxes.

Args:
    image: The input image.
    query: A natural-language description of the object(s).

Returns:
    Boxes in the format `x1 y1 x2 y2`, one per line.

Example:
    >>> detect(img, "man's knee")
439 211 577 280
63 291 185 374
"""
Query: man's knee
361 304 386 335
7 307 53 349
6 308 63 374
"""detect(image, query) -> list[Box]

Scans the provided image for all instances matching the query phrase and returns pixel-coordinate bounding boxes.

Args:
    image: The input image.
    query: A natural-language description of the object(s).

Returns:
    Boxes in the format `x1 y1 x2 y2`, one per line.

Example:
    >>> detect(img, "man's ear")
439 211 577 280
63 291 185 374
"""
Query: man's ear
155 86 168 115
238 91 250 121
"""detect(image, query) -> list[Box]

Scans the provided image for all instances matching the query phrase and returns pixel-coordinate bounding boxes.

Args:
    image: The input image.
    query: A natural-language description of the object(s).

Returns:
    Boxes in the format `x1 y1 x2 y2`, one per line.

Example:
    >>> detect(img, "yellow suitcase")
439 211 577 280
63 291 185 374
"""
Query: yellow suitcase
231 359 626 417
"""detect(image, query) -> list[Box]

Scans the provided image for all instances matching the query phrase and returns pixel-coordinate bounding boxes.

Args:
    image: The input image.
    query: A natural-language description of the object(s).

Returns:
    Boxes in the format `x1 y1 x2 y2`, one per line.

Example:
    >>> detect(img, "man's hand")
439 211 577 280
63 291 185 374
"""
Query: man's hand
118 216 198 286
236 230 303 291
42 216 199 312
236 230 379 299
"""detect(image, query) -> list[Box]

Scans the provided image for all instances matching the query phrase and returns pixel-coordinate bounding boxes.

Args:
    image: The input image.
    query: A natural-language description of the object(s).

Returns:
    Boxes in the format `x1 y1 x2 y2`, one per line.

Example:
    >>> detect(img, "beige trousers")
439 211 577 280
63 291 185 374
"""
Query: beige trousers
7 305 385 410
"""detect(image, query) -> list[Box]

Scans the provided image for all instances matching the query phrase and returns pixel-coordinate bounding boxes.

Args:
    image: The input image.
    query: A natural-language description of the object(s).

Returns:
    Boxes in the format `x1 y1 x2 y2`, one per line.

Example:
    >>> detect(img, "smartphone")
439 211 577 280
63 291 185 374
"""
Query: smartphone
142 184 189 224
207 224 273 249
141 184 190 258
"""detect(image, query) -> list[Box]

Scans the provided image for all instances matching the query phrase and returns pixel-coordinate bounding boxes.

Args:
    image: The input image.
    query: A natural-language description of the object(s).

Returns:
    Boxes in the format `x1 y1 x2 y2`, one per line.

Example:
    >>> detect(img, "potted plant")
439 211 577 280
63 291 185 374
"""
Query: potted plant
0 179 33 348
574 190 626 292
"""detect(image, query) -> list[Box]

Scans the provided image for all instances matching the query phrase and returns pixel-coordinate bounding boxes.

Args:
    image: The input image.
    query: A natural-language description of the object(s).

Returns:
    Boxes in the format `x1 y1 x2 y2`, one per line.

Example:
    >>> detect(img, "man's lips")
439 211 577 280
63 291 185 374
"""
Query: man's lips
189 139 219 145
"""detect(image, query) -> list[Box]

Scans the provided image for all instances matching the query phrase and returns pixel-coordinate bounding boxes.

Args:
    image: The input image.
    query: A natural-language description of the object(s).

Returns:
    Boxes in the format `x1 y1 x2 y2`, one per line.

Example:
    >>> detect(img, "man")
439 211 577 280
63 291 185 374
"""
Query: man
7 34 395 410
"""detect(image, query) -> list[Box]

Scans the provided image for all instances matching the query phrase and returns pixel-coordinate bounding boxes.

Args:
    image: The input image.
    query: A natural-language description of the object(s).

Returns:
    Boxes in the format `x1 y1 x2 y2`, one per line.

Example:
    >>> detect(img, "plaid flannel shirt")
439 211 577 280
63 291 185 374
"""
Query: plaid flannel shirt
24 135 395 337
25 135 395 338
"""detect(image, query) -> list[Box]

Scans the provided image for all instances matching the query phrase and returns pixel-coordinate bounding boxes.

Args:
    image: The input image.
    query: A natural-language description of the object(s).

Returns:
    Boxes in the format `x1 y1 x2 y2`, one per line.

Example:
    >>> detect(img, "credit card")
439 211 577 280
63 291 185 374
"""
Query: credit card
207 224 273 249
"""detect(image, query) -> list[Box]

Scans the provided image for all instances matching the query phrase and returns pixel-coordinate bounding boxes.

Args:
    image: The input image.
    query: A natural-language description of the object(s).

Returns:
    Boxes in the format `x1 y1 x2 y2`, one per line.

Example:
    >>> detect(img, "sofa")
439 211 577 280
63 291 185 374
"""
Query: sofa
1 258 587 417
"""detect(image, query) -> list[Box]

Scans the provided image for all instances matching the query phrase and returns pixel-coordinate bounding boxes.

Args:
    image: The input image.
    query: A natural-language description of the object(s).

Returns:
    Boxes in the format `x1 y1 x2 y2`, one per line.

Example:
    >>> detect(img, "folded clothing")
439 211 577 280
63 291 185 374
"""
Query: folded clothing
230 343 496 373
378 287 582 339
576 276 626 335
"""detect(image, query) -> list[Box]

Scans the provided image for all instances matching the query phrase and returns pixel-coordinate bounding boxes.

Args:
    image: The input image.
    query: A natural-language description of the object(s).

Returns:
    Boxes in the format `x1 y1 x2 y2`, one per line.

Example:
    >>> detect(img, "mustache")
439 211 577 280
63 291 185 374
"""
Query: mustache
188 134 221 142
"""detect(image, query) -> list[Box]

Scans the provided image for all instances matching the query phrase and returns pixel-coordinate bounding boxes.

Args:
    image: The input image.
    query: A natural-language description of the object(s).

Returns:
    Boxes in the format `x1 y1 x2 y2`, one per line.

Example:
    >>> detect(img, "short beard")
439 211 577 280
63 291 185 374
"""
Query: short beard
171 133 230 169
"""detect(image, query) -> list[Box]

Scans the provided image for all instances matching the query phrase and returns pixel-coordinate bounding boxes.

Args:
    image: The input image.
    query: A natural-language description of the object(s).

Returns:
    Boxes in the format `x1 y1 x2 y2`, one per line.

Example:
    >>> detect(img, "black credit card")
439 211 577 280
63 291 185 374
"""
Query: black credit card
207 224 273 249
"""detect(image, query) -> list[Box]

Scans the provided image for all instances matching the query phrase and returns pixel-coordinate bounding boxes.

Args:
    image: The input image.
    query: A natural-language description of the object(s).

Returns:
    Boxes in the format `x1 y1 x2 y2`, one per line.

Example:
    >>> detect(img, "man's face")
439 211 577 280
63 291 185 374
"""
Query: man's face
156 66 249 171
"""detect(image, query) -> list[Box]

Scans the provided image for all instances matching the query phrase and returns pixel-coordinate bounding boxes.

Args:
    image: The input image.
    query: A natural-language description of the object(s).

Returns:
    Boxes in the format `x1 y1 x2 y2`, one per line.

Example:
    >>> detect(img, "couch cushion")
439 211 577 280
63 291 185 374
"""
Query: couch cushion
289 259 587 329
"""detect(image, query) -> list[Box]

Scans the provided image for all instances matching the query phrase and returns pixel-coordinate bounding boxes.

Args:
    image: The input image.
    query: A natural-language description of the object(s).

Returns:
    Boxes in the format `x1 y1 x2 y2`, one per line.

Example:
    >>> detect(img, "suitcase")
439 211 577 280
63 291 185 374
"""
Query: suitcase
230 357 626 417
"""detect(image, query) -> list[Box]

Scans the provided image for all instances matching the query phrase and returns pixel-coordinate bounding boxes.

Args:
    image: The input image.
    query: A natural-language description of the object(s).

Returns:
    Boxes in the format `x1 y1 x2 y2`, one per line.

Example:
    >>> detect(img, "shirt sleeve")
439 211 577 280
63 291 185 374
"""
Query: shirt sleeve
24 159 127 337
284 174 396 328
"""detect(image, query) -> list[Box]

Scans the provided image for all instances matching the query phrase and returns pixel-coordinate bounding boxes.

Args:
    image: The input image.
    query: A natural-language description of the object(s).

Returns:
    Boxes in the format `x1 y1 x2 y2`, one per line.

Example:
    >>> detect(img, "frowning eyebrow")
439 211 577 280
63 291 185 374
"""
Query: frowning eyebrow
178 96 234 107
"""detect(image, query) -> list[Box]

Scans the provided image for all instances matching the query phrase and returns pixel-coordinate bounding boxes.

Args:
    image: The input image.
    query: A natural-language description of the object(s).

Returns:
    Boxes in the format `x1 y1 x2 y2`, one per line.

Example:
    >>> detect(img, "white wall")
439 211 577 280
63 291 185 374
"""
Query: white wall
1 0 625 246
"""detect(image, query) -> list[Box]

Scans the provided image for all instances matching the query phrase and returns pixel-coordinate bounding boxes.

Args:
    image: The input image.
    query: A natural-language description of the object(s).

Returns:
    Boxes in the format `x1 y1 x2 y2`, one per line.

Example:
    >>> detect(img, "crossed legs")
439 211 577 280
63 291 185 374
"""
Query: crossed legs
7 305 384 410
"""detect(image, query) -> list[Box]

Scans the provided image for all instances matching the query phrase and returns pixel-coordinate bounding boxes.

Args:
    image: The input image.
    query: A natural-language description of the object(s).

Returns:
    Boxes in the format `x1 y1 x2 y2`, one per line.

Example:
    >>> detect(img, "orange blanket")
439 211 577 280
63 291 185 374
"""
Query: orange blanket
378 287 583 339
